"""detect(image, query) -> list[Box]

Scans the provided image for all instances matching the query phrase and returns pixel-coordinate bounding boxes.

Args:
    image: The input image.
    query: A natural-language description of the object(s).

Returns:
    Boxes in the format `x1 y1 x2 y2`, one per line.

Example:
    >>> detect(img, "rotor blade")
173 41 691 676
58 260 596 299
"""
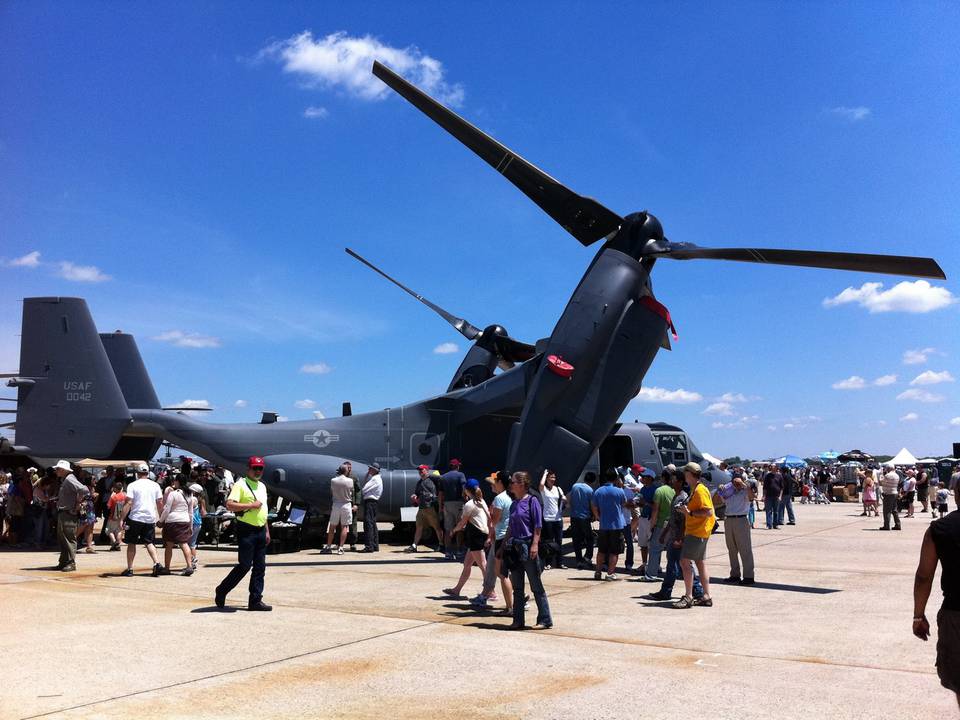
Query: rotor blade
650 244 946 279
372 61 623 246
346 248 482 340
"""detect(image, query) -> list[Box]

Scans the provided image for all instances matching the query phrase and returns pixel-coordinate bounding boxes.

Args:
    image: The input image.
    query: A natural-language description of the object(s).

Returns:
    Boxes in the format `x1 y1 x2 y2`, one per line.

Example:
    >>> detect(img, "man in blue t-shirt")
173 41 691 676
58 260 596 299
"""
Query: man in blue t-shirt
439 459 467 559
591 468 627 581
568 472 596 569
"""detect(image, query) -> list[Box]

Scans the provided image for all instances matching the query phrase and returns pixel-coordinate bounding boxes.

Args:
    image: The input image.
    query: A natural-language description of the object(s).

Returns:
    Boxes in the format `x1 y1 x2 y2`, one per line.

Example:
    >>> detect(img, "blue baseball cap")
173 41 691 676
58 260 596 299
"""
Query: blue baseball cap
465 478 480 490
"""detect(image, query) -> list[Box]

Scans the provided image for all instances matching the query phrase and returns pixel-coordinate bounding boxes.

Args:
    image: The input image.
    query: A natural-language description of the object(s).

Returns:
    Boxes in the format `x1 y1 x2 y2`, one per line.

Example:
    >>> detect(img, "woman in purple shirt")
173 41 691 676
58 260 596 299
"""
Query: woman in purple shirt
499 471 553 630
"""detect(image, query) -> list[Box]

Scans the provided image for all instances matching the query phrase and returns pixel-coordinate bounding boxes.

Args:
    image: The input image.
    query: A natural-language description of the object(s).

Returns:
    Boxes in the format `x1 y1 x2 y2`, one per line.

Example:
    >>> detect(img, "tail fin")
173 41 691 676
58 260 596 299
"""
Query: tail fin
99 331 161 410
14 297 131 457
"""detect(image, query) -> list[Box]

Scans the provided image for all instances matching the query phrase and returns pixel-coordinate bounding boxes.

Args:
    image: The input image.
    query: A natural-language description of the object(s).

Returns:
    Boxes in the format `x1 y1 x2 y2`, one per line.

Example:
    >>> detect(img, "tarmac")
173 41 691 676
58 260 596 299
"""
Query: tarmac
1 501 953 720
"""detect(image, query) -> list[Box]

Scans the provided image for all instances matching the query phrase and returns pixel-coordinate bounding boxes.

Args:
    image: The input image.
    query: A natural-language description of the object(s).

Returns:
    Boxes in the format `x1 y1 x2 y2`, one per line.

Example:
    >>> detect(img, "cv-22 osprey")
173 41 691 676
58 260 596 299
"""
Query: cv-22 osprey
4 62 945 522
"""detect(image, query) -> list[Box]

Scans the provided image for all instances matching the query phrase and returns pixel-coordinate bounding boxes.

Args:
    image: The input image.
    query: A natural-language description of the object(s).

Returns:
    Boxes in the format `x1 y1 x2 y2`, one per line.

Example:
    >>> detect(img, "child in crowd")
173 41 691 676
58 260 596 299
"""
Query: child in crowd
935 486 950 519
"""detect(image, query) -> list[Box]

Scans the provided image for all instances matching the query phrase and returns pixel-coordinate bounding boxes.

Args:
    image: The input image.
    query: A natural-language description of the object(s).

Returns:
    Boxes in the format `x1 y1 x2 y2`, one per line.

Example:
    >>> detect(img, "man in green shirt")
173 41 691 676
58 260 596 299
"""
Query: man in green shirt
643 468 676 581
215 456 272 611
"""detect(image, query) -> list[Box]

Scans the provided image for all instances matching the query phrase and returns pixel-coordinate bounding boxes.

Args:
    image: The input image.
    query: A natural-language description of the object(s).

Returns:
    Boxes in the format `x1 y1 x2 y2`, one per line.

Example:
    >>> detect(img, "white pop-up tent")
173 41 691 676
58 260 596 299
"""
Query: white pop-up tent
888 447 920 466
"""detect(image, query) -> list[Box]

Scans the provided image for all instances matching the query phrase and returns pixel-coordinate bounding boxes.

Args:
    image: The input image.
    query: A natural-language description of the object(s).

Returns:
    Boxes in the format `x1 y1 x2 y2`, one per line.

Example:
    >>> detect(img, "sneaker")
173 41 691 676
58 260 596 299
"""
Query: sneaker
693 595 713 607
120 568 133 577
151 563 163 577
182 568 194 577
349 544 357 552
534 622 553 630
60 564 76 572
641 574 658 582
594 570 602 581
319 546 332 554
111 543 121 551
646 591 672 601
157 566 171 576
724 575 741 583
336 546 344 555
404 544 417 553
214 590 226 609
469 595 488 608
672 595 693 609
192 557 198 570
543 564 552 571
84 547 95 554
442 588 464 598
605 573 620 581
248 601 272 612
741 577 755 585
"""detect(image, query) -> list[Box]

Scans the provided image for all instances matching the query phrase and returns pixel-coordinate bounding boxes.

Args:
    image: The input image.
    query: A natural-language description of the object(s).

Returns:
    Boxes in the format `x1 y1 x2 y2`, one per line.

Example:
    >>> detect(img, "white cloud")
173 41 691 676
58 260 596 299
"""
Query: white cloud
900 412 919 422
294 399 317 409
176 399 211 415
950 417 960 427
873 374 897 386
300 362 332 374
712 415 759 430
152 330 222 349
832 375 866 390
8 251 41 268
903 347 936 365
703 402 735 416
259 30 464 107
897 388 945 403
234 400 248 408
910 370 954 386
303 105 329 119
312 410 326 420
827 106 872 122
633 386 703 404
57 261 111 283
767 425 777 432
433 342 459 355
823 281 956 314
783 423 795 430
718 392 759 403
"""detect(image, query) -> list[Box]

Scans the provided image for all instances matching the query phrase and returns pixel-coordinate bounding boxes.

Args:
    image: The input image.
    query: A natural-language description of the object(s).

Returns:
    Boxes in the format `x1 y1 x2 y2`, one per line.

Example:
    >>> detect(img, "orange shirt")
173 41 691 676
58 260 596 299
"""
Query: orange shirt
685 482 716 539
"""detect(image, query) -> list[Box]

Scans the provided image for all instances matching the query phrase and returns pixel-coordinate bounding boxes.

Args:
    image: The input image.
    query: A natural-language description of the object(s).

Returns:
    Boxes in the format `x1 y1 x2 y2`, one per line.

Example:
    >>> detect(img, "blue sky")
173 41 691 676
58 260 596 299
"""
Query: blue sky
2 1 958 460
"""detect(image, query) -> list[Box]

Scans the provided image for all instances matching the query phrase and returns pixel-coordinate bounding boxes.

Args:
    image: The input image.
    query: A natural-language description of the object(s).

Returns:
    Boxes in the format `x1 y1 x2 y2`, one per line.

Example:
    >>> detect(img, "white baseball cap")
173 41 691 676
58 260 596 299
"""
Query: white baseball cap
136 462 149 473
54 460 72 472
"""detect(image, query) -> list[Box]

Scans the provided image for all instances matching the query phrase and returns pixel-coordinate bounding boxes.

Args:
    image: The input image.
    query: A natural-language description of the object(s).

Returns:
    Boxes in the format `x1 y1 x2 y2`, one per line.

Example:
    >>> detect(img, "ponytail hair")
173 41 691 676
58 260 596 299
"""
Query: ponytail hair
471 484 484 504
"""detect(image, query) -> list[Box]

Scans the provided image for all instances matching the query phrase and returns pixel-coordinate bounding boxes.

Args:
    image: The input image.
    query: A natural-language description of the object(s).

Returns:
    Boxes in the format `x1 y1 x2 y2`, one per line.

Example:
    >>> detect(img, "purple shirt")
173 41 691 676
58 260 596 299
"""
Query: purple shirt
507 494 542 539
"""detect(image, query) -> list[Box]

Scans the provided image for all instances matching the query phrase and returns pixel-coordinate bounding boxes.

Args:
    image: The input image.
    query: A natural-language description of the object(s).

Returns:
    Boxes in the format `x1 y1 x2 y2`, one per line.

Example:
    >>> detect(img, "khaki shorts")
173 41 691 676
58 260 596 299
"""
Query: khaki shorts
681 534 709 561
416 506 440 530
327 502 352 529
636 517 652 548
443 501 463 531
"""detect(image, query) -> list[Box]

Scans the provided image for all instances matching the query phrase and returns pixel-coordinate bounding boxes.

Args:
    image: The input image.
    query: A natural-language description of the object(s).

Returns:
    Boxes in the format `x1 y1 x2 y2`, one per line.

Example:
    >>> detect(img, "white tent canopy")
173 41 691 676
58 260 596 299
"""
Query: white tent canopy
888 447 919 466
701 452 723 467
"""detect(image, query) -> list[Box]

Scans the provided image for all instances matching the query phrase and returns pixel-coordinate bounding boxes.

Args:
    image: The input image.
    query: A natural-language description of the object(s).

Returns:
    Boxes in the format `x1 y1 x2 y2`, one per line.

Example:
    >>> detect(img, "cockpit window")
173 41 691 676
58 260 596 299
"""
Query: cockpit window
653 432 688 467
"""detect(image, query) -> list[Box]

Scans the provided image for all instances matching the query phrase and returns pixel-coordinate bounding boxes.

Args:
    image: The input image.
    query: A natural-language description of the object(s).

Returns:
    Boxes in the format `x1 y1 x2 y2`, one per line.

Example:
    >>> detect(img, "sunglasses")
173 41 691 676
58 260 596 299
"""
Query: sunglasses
250 467 264 472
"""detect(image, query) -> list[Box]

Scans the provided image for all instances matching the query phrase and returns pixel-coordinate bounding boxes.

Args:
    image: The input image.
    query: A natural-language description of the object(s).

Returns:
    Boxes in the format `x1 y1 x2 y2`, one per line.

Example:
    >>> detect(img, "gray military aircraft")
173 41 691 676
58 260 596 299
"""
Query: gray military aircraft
5 62 945 522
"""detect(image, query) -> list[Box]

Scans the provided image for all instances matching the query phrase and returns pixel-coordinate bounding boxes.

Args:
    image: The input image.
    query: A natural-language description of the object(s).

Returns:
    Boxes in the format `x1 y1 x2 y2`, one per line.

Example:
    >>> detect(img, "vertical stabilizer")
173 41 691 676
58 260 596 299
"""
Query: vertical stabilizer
15 298 131 457
100 332 161 409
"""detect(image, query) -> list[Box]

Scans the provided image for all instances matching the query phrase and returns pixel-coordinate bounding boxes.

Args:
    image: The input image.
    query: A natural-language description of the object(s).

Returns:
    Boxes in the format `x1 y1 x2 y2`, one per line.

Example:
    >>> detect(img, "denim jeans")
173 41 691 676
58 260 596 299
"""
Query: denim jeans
511 556 552 627
645 523 667 577
765 498 780 528
778 495 795 524
570 517 593 563
216 522 267 605
659 540 702 598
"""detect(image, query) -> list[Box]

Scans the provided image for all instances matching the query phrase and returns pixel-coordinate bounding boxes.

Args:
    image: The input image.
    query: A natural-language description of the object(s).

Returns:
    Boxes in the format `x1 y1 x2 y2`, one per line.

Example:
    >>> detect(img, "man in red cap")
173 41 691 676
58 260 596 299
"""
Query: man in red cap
406 465 441 552
439 459 467 560
215 456 272 611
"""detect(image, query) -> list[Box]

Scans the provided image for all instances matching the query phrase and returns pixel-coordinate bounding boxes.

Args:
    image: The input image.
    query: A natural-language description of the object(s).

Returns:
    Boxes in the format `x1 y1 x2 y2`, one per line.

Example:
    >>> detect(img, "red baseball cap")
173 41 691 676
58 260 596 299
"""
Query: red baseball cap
417 464 430 471
248 456 265 468
449 458 461 467
630 463 645 474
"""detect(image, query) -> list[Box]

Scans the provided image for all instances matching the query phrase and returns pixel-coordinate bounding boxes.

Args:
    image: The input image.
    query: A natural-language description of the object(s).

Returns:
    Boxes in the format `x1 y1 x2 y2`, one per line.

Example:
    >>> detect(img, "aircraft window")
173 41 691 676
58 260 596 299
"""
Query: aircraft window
653 432 688 468
418 442 433 456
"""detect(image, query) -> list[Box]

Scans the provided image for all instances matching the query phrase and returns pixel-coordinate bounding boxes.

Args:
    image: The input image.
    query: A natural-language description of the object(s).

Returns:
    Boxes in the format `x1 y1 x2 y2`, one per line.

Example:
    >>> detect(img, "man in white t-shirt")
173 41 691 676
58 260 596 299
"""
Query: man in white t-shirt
120 463 164 576
322 464 354 554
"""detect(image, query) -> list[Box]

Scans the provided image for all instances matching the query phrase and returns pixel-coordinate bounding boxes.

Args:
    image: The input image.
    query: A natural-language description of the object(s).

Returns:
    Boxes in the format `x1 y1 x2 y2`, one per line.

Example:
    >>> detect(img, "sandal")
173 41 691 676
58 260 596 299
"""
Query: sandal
672 595 693 609
693 595 713 607
442 588 464 598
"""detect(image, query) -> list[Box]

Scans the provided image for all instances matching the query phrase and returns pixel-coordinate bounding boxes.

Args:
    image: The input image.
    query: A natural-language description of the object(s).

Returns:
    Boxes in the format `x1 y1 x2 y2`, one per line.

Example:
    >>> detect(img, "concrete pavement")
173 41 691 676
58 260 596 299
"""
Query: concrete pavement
0 501 952 719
